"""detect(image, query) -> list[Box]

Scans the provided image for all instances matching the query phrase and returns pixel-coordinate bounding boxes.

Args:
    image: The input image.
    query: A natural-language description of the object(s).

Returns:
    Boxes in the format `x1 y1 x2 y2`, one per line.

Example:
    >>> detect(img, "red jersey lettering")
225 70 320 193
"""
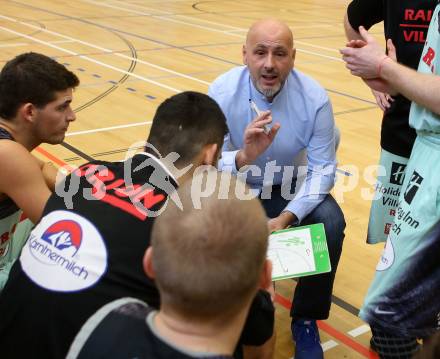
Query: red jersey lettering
405 9 432 22
405 9 415 20
423 47 436 67
1 232 9 245
403 30 426 43
76 164 166 220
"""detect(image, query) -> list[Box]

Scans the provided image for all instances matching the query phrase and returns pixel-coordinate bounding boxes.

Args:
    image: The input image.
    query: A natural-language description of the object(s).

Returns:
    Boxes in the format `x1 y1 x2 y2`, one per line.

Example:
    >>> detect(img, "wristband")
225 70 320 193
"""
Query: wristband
377 55 391 78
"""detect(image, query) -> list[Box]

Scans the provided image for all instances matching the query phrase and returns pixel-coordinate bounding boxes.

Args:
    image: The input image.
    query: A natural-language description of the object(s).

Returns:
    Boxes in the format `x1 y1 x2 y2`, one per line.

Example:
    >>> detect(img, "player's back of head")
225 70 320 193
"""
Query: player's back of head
146 91 228 166
150 172 268 321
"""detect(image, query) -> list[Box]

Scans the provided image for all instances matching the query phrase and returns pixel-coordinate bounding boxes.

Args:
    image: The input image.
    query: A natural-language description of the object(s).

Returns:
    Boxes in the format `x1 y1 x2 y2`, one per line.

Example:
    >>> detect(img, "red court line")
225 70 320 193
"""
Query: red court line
274 293 379 359
35 146 72 170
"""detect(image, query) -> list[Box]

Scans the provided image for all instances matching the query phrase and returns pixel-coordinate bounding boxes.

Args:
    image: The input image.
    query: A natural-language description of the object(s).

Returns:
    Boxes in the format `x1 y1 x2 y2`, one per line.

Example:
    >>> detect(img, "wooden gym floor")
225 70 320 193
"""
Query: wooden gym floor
0 0 389 357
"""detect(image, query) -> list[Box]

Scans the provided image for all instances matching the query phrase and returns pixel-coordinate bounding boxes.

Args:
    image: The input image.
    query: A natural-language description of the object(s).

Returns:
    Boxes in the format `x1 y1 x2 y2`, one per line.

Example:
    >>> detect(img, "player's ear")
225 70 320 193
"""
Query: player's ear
201 143 218 166
243 44 248 65
20 103 37 123
259 259 273 290
143 246 155 279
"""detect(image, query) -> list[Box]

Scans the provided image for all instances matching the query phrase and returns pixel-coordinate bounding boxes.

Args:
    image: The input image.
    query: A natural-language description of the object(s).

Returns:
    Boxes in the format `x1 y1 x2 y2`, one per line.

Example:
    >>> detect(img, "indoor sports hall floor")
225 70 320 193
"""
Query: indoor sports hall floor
0 1 387 357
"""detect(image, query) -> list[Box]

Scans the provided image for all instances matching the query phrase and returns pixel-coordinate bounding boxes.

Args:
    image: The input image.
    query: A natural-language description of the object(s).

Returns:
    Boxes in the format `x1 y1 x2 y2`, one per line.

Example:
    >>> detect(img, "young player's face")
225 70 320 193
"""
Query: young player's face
34 88 76 144
244 24 295 100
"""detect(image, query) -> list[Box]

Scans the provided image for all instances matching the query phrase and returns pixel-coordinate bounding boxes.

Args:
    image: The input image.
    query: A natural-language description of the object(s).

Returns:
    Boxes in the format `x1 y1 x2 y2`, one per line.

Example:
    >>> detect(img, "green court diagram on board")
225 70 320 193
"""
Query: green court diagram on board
268 223 331 281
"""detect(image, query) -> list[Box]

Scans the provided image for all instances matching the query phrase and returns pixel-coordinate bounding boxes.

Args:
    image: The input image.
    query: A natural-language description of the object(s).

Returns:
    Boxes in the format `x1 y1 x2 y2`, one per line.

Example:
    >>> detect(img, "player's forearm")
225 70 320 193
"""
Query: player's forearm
344 13 363 41
380 59 440 116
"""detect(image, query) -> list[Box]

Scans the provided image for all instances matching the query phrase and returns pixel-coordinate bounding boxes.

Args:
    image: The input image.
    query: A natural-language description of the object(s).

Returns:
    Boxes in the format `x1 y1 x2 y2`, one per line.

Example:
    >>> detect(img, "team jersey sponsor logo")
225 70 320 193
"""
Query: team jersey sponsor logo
403 170 424 205
390 162 406 185
376 238 395 271
21 210 107 292
40 220 82 257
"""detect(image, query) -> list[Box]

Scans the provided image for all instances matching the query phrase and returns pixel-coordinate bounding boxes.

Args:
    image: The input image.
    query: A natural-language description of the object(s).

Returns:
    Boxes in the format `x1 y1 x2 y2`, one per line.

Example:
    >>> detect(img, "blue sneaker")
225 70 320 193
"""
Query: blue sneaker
292 320 324 359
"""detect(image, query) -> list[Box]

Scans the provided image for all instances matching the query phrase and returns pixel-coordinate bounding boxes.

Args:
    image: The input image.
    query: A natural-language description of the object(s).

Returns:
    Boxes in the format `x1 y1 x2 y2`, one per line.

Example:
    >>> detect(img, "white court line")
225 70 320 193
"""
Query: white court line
0 18 341 138
0 42 27 48
50 39 76 44
107 0 340 54
322 340 339 351
112 0 334 33
109 0 244 31
296 40 340 53
225 24 333 34
0 7 341 139
0 14 211 86
297 48 342 61
0 40 74 49
348 324 371 338
0 25 183 93
83 0 237 34
83 0 150 15
225 29 248 33
66 121 152 137
81 0 342 62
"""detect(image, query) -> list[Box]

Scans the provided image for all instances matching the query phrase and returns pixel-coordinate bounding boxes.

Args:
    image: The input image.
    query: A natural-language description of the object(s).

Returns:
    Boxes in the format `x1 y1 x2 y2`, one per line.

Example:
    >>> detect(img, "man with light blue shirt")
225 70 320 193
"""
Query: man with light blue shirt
209 18 346 359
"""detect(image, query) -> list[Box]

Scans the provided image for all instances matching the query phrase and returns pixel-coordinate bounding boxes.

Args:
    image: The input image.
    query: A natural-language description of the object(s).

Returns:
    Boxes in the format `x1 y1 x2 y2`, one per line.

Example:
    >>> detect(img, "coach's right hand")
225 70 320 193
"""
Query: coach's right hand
235 111 280 169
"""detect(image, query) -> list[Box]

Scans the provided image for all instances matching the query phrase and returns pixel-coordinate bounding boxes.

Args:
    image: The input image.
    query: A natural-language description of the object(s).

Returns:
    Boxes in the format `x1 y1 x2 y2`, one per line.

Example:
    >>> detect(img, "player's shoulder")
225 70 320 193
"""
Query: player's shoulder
0 140 34 164
0 140 45 199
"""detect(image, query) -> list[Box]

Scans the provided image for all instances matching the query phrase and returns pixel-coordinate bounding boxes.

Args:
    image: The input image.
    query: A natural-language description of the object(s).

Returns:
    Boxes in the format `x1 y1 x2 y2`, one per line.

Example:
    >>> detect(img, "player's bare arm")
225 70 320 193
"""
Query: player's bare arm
0 141 51 223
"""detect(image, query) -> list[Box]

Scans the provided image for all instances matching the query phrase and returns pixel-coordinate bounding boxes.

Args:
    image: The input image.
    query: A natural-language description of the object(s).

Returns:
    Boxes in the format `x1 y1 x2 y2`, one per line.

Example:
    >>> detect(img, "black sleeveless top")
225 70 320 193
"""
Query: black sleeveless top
0 127 19 218
0 153 178 359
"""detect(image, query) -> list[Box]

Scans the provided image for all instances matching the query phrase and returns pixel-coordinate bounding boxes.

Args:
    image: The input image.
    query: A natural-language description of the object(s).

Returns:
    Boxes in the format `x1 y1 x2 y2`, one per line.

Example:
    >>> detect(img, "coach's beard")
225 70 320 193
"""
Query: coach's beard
252 77 284 101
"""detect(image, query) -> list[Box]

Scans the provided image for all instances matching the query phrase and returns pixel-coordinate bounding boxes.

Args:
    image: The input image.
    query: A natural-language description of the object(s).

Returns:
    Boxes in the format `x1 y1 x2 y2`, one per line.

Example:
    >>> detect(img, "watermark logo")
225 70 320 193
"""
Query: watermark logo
122 141 192 217
53 141 405 215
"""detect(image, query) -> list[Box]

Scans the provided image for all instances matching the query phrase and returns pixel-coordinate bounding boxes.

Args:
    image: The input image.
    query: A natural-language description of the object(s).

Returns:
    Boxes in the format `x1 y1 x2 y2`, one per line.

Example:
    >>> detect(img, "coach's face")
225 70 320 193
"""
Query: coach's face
243 19 296 101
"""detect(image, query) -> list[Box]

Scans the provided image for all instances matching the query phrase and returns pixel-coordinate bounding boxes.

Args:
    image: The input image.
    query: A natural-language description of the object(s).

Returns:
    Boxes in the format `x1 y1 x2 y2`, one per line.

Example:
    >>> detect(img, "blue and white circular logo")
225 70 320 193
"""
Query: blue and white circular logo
21 210 107 292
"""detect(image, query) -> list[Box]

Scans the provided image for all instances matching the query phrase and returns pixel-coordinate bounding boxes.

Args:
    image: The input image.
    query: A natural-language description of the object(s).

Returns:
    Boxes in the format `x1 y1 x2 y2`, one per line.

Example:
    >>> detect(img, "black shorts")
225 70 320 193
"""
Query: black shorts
239 289 275 346
371 327 419 359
